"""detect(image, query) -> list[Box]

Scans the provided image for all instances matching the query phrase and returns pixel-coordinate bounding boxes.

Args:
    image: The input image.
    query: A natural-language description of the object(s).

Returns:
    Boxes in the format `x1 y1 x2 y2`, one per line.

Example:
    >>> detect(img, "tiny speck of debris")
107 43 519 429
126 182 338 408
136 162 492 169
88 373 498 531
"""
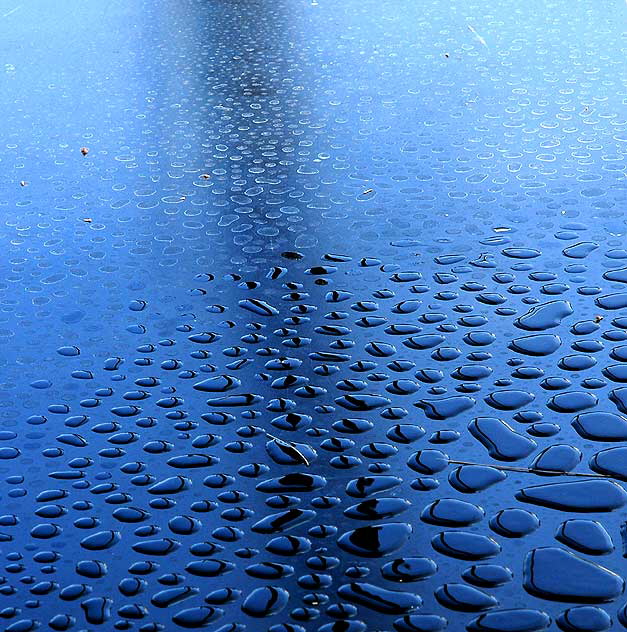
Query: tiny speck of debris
594 315 604 323
362 188 374 195
82 218 93 223
19 181 27 187
200 174 211 179
80 147 89 156
444 53 450 58
281 251 304 261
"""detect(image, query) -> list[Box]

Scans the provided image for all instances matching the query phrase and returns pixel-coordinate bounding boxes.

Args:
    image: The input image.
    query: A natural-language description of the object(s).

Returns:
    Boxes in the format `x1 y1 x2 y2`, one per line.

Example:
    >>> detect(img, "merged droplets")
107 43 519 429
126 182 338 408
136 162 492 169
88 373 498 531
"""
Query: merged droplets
11 216 627 632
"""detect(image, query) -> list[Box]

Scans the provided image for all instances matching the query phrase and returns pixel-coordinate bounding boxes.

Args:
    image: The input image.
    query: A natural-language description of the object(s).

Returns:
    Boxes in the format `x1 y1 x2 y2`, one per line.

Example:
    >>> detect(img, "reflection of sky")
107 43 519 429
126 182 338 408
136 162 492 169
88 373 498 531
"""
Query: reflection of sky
2 0 625 324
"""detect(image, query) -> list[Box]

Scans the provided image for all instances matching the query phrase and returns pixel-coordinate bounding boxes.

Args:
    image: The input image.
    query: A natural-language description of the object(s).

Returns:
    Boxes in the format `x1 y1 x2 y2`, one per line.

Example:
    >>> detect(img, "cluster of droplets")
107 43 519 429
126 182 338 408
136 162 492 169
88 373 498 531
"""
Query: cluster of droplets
4 226 627 630
0 0 626 630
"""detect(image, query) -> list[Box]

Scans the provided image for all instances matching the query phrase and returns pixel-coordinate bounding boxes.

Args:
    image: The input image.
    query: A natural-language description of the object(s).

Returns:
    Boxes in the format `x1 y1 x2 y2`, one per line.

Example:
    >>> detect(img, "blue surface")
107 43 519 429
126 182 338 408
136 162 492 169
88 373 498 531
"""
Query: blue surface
1 0 627 630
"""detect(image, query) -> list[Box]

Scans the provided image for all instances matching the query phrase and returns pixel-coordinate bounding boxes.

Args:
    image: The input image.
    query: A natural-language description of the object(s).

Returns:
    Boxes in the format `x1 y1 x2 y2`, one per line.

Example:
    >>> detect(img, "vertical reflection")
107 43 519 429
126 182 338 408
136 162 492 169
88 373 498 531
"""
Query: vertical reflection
141 0 340 275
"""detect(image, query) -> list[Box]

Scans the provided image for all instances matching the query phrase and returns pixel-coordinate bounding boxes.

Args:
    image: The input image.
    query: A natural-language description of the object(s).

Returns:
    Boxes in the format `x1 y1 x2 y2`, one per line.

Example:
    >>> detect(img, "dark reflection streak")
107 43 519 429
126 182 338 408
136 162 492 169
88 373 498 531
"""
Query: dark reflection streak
172 1 348 627
176 0 322 271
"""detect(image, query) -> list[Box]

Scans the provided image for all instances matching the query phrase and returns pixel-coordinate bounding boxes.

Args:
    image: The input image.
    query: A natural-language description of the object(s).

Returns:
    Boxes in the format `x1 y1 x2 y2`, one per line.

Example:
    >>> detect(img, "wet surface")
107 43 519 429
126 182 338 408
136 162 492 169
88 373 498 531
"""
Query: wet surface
1 0 627 630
